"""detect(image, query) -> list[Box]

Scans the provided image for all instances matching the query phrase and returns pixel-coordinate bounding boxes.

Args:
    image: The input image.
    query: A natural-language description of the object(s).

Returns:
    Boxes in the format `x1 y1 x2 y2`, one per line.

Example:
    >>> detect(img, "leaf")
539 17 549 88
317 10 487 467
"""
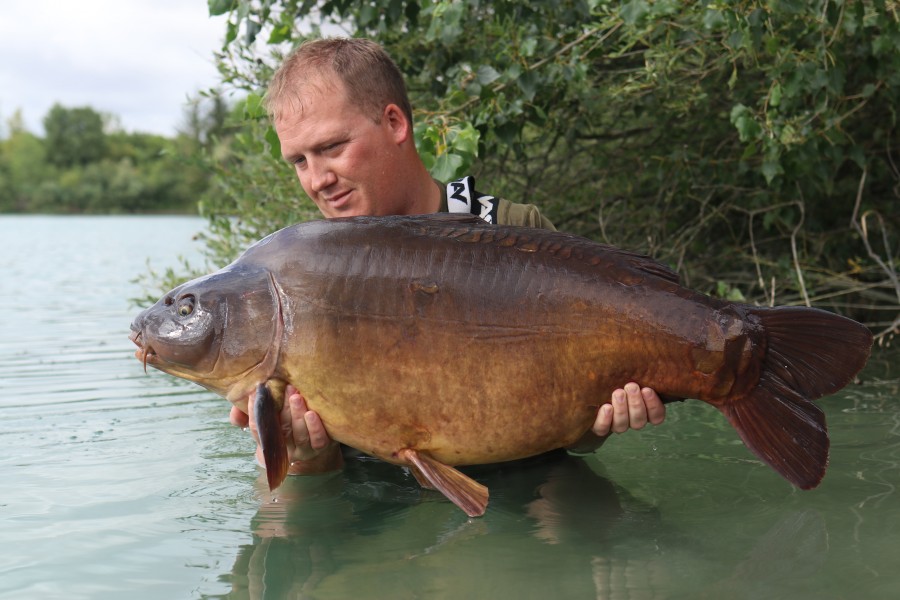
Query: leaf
716 281 745 301
430 152 464 182
620 0 649 25
728 64 738 89
770 82 782 107
244 19 261 45
517 70 538 101
265 126 282 161
761 158 783 184
848 145 866 169
504 63 523 80
730 104 761 142
702 7 725 30
776 123 792 145
450 122 480 157
520 37 538 57
224 20 238 47
476 65 501 86
243 93 266 119
418 150 436 171
495 122 519 145
208 0 234 17
359 3 377 27
268 24 292 44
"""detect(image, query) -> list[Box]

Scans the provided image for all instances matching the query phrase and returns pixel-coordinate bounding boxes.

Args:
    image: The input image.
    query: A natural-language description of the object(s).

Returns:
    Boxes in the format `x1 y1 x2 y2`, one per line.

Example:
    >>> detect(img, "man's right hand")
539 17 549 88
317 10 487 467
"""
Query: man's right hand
231 384 344 475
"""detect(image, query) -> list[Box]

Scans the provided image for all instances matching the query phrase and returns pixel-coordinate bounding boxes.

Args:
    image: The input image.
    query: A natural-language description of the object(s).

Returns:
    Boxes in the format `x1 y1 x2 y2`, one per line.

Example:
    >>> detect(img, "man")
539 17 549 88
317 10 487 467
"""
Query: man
232 37 666 475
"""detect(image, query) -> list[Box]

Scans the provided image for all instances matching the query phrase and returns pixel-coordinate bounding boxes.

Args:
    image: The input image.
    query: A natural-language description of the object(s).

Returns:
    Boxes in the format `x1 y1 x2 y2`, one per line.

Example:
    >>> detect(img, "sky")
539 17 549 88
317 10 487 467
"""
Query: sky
0 0 228 137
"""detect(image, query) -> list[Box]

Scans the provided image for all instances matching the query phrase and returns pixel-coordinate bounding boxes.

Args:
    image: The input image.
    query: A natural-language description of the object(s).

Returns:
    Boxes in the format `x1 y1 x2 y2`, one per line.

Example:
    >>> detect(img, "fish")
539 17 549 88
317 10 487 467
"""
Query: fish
130 214 873 516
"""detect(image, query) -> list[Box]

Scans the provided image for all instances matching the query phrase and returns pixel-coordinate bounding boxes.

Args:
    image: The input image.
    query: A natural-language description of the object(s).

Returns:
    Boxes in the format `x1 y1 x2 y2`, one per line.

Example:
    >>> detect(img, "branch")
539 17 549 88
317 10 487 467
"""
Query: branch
790 188 810 307
446 22 623 118
850 167 900 342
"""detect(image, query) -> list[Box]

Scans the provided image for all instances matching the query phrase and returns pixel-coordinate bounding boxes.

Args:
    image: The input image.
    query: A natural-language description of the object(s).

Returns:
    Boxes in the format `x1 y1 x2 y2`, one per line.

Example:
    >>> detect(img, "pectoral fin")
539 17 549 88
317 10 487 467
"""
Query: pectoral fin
398 449 488 517
254 382 289 491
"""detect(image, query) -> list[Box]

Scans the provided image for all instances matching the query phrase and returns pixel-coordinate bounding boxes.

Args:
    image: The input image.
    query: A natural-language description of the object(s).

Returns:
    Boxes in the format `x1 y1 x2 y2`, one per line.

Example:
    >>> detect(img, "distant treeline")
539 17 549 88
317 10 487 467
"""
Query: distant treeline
0 96 235 214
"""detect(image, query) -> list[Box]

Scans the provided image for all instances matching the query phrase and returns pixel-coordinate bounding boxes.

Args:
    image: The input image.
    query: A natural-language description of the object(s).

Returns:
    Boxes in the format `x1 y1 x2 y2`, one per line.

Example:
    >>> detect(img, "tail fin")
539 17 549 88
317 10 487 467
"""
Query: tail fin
719 306 872 489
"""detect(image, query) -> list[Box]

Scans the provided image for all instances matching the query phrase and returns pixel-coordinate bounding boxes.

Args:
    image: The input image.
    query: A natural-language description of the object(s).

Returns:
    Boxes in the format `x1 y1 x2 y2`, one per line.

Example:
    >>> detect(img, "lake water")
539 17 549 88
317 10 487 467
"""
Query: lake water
1 215 898 600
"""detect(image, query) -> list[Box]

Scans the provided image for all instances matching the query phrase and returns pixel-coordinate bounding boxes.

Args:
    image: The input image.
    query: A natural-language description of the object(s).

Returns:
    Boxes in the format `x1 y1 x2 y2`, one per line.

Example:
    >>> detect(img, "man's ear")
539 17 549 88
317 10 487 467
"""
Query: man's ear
382 103 411 144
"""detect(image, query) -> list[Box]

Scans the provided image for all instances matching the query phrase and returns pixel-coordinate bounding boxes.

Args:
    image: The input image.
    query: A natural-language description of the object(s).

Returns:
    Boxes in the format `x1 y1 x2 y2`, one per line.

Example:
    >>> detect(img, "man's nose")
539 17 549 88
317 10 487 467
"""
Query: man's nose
307 159 337 193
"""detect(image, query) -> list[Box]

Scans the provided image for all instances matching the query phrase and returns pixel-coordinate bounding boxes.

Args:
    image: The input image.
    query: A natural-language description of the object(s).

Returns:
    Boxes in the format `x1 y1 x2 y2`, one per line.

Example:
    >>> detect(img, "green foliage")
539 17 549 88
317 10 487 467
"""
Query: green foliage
0 94 235 215
0 123 53 211
202 0 898 337
416 120 480 182
195 98 320 269
42 104 108 168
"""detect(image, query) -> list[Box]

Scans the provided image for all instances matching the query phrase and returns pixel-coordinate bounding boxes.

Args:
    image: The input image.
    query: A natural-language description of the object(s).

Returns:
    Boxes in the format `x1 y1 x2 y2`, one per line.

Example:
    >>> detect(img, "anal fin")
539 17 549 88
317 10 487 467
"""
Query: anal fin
407 464 436 490
397 449 488 517
254 382 289 491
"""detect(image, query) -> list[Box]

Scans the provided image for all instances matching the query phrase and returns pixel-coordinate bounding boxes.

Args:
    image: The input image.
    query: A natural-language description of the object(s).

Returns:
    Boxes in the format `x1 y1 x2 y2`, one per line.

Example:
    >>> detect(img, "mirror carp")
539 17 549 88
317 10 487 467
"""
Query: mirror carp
130 214 873 516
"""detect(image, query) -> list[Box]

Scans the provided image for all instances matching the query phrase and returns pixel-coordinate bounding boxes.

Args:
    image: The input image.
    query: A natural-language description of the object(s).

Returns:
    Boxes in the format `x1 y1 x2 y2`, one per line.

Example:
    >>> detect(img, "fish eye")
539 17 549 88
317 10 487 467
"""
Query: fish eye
176 296 195 317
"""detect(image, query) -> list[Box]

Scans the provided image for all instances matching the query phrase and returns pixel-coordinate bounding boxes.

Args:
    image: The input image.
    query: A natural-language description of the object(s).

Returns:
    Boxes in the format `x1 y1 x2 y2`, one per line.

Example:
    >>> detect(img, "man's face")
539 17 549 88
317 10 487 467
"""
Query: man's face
273 77 409 218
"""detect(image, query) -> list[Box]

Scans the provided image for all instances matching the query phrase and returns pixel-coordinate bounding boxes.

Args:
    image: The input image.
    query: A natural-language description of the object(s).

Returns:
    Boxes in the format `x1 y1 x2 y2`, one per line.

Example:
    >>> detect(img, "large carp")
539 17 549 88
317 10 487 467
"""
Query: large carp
130 214 872 516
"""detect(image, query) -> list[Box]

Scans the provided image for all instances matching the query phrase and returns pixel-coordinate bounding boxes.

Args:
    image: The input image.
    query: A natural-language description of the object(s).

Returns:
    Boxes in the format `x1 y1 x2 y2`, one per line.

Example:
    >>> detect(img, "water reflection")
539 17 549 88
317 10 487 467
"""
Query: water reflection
220 453 675 599
694 510 828 600
216 446 863 600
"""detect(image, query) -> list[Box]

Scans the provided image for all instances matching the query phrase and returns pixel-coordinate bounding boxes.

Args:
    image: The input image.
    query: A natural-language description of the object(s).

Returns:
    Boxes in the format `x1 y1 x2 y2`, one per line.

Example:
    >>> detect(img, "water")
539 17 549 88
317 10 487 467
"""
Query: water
1 215 898 600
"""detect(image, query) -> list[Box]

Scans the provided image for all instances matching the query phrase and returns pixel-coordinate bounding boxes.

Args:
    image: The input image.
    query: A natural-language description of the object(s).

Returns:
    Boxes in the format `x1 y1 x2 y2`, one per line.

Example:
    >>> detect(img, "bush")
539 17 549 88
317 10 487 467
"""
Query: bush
201 0 898 341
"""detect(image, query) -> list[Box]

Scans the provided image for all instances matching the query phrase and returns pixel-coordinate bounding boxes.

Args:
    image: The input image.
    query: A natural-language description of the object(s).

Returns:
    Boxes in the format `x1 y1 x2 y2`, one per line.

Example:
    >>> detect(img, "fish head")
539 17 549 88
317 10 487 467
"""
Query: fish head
130 264 282 400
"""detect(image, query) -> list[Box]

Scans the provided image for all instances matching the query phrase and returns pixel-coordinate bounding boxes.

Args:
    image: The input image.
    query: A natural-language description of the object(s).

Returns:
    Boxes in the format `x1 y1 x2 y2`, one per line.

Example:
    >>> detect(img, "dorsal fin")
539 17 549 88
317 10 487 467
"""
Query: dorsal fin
405 213 681 285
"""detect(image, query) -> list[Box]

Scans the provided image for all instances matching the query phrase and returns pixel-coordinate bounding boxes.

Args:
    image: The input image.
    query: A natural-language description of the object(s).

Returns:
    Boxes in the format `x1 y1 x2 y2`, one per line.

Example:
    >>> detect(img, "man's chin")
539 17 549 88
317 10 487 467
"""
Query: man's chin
318 195 365 218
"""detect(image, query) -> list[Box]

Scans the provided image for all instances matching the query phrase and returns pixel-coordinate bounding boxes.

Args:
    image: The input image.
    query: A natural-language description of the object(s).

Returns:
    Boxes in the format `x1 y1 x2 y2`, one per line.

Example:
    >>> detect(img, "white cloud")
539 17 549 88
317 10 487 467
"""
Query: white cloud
0 0 228 136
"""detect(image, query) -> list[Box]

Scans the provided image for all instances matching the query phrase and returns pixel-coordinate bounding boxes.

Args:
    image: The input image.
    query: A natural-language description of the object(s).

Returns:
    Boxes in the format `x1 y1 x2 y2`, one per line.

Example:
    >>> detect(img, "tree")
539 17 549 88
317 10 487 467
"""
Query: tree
199 0 898 339
0 110 55 211
0 102 220 214
42 104 108 168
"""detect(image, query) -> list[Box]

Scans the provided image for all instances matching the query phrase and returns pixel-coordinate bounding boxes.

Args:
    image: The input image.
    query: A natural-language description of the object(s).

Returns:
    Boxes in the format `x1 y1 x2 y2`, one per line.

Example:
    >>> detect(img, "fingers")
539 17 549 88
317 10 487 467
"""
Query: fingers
287 387 333 458
594 383 665 436
304 410 331 450
287 390 311 450
244 394 264 468
624 382 648 430
642 386 666 425
592 404 614 437
245 392 259 440
610 387 631 434
229 405 249 428
241 384 335 469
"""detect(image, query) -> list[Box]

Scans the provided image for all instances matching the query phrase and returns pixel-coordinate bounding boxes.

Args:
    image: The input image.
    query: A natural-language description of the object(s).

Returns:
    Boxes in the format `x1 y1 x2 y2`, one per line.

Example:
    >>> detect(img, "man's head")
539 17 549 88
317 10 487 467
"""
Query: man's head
267 38 437 218
266 38 413 128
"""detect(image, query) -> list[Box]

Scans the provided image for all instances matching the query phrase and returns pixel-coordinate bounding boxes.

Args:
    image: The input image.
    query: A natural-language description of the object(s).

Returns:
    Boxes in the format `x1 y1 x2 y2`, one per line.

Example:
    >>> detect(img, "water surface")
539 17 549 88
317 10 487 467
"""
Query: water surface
1 215 897 599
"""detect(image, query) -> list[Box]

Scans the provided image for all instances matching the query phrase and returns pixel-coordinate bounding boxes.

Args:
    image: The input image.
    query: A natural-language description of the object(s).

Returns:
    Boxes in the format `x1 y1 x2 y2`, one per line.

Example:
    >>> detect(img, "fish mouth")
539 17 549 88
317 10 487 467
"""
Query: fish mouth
129 329 157 373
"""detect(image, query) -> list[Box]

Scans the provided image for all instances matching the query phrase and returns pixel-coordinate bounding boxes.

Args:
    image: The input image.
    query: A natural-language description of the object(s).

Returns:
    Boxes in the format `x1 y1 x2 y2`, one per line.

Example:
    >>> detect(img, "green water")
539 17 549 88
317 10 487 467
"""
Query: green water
1 215 897 600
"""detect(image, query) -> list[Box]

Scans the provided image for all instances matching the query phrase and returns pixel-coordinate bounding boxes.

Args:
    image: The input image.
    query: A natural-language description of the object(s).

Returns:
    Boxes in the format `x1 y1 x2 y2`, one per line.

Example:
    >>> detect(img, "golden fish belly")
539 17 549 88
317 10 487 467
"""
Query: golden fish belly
278 278 741 466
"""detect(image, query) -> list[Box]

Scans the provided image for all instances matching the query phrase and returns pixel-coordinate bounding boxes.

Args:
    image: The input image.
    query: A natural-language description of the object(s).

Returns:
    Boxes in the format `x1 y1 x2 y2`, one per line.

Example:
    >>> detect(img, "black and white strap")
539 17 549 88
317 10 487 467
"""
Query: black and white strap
446 176 499 224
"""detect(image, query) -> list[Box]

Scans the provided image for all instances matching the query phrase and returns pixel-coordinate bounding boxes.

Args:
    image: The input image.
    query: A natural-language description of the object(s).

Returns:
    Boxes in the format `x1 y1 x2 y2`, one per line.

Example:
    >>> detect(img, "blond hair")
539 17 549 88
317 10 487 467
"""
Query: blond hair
265 37 413 125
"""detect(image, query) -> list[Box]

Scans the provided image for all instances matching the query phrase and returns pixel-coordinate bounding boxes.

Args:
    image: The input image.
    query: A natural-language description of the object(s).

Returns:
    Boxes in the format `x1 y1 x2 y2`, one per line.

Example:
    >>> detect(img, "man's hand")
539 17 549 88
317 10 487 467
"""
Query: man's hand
568 383 666 454
233 384 343 475
593 382 665 436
